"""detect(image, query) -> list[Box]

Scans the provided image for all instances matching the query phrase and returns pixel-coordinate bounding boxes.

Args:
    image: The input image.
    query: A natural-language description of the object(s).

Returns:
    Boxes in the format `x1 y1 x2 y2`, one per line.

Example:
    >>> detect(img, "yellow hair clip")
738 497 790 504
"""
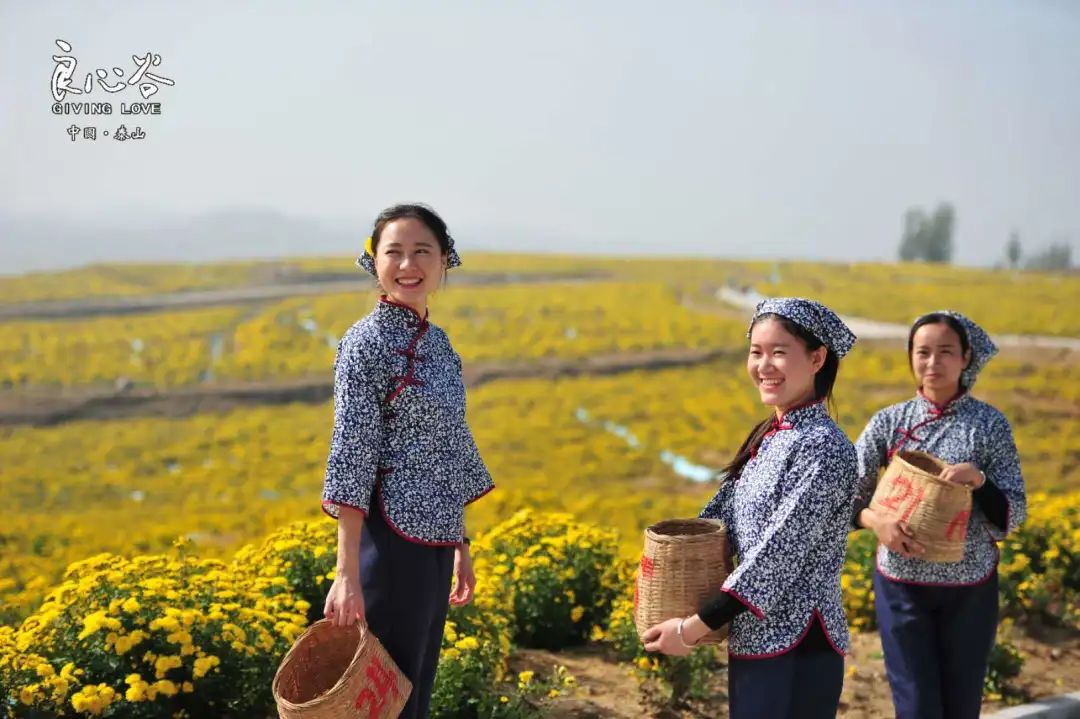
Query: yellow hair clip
364 236 374 256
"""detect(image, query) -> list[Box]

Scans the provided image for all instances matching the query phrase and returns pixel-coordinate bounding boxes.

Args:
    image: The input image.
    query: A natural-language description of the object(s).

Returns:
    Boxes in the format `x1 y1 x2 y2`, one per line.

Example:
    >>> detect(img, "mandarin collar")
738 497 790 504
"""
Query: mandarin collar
776 399 829 427
915 389 971 416
375 295 428 327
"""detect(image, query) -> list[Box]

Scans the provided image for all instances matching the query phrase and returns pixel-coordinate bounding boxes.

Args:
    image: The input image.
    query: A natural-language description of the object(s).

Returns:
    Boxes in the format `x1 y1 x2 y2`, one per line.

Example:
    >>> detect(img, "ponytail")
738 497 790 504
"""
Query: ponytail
719 416 776 484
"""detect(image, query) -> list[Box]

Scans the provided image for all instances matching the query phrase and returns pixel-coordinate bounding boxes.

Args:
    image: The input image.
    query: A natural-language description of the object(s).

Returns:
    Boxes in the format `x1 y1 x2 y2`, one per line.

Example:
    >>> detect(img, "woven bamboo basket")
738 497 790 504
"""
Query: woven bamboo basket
273 620 411 719
634 518 730 645
870 450 972 563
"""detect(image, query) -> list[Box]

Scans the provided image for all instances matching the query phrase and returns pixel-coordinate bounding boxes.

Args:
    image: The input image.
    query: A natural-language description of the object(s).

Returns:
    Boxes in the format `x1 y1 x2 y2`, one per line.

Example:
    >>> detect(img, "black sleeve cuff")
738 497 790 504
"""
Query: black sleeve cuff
698 592 748 631
974 478 1008 531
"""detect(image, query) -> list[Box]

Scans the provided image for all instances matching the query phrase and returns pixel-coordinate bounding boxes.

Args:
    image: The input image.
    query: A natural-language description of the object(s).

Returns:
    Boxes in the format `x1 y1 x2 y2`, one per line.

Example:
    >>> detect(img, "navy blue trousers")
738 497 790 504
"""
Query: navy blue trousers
361 506 455 719
728 617 845 719
874 569 998 719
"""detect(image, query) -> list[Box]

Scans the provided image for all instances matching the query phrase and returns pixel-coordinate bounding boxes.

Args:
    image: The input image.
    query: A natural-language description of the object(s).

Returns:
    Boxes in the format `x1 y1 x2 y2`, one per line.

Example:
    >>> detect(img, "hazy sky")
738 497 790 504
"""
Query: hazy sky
1 1 1078 268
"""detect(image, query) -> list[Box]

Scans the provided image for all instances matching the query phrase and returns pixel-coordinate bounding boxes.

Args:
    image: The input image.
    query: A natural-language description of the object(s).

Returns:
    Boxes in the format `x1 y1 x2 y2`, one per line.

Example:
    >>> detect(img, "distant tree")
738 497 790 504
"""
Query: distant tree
899 208 927 262
1006 231 1023 269
898 202 954 263
1025 241 1073 272
925 204 955 263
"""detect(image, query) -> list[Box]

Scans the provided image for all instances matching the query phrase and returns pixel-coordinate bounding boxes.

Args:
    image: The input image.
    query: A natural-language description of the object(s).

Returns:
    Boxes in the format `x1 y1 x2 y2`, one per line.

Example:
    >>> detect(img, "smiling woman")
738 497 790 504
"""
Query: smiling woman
362 208 459 314
321 203 492 719
644 297 859 719
357 205 463 313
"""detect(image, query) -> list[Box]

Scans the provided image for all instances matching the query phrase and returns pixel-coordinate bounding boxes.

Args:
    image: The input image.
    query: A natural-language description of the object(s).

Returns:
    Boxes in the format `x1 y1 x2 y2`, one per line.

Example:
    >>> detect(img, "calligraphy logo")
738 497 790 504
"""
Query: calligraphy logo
52 39 174 142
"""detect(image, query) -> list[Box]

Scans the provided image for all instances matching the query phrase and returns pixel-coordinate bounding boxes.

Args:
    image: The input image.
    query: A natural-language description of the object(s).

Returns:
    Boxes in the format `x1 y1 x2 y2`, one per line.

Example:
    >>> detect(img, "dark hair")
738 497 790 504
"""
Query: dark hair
907 313 973 388
720 314 840 483
370 204 453 257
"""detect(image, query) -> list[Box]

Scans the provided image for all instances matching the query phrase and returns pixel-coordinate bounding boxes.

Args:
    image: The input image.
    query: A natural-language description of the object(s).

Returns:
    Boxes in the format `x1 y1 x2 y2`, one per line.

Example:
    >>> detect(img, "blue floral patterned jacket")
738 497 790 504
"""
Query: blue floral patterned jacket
701 402 858 657
321 297 495 545
853 392 1026 585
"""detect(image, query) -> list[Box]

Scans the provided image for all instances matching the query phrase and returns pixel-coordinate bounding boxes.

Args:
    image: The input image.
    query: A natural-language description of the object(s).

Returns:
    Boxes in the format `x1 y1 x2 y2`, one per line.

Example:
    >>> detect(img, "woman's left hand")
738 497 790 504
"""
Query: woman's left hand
449 544 476 606
642 618 693 657
940 463 985 489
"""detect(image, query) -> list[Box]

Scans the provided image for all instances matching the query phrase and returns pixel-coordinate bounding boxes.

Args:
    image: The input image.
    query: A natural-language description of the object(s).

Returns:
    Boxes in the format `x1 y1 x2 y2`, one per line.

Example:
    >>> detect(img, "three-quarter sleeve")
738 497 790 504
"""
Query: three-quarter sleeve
852 411 890 529
448 346 494 505
720 436 857 619
698 591 748 631
458 422 495 504
321 335 384 518
979 412 1026 539
973 481 1008 530
699 474 735 525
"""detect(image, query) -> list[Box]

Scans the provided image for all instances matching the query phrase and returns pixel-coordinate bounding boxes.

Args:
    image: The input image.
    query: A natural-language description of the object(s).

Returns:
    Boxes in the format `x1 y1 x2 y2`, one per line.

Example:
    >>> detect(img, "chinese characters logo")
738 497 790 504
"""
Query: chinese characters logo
51 39 174 143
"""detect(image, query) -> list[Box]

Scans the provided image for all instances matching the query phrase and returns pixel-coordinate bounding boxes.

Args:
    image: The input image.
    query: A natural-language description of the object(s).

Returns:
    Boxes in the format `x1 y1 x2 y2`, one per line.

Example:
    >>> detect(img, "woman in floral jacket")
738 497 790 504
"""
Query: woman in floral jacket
321 204 495 719
645 298 859 719
853 311 1026 719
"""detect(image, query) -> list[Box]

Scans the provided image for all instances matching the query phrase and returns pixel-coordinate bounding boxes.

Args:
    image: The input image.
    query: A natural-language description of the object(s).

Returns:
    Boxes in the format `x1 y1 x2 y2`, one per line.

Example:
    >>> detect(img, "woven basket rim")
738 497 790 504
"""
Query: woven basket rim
645 518 726 544
272 619 371 710
891 451 972 493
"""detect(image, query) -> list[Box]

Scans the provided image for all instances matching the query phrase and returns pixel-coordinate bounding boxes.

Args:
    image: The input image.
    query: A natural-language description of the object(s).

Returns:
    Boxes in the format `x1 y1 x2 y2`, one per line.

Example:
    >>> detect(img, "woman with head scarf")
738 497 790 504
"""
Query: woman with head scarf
852 311 1026 719
644 298 860 719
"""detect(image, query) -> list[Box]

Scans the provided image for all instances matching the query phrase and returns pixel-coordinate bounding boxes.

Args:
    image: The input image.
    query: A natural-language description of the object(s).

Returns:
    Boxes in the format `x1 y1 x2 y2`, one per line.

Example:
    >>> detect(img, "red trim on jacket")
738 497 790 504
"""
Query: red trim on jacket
748 400 823 459
874 540 999 587
321 500 369 519
465 484 495 506
728 609 845 660
385 311 430 405
378 295 428 323
375 490 462 547
720 588 766 621
886 390 966 460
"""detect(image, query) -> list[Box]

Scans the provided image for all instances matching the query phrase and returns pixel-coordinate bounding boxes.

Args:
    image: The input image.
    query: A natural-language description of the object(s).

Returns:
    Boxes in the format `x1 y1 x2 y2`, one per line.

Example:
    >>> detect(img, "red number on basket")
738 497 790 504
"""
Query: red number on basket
945 509 970 541
879 475 913 512
639 555 655 579
900 486 925 523
879 475 925 522
355 657 400 718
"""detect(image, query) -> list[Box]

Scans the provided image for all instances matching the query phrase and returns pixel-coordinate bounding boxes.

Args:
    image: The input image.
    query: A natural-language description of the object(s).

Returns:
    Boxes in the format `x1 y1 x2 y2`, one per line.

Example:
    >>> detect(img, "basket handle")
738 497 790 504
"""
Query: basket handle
315 617 370 637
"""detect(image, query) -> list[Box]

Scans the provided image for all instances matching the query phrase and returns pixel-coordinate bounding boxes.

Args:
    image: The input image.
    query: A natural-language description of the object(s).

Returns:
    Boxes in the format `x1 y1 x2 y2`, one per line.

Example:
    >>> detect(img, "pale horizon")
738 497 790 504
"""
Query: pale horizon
2 1 1078 274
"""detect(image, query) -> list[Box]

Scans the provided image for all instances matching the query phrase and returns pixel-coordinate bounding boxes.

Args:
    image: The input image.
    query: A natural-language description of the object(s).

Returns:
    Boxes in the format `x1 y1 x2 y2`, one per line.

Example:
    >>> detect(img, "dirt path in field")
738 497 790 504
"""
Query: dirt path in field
7 266 1076 351
0 272 606 321
4 280 1079 427
511 628 1080 718
0 346 739 426
715 287 1080 351
3 330 1078 428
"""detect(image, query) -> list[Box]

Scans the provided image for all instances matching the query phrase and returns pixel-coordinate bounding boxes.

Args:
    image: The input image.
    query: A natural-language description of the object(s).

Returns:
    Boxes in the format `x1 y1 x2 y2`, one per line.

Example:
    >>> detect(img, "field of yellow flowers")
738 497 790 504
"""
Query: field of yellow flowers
3 346 1079 622
0 282 747 389
4 499 1078 717
3 348 1079 707
5 254 1080 390
750 260 1080 337
0 253 610 305
0 510 614 718
4 253 1079 332
2 254 1080 716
